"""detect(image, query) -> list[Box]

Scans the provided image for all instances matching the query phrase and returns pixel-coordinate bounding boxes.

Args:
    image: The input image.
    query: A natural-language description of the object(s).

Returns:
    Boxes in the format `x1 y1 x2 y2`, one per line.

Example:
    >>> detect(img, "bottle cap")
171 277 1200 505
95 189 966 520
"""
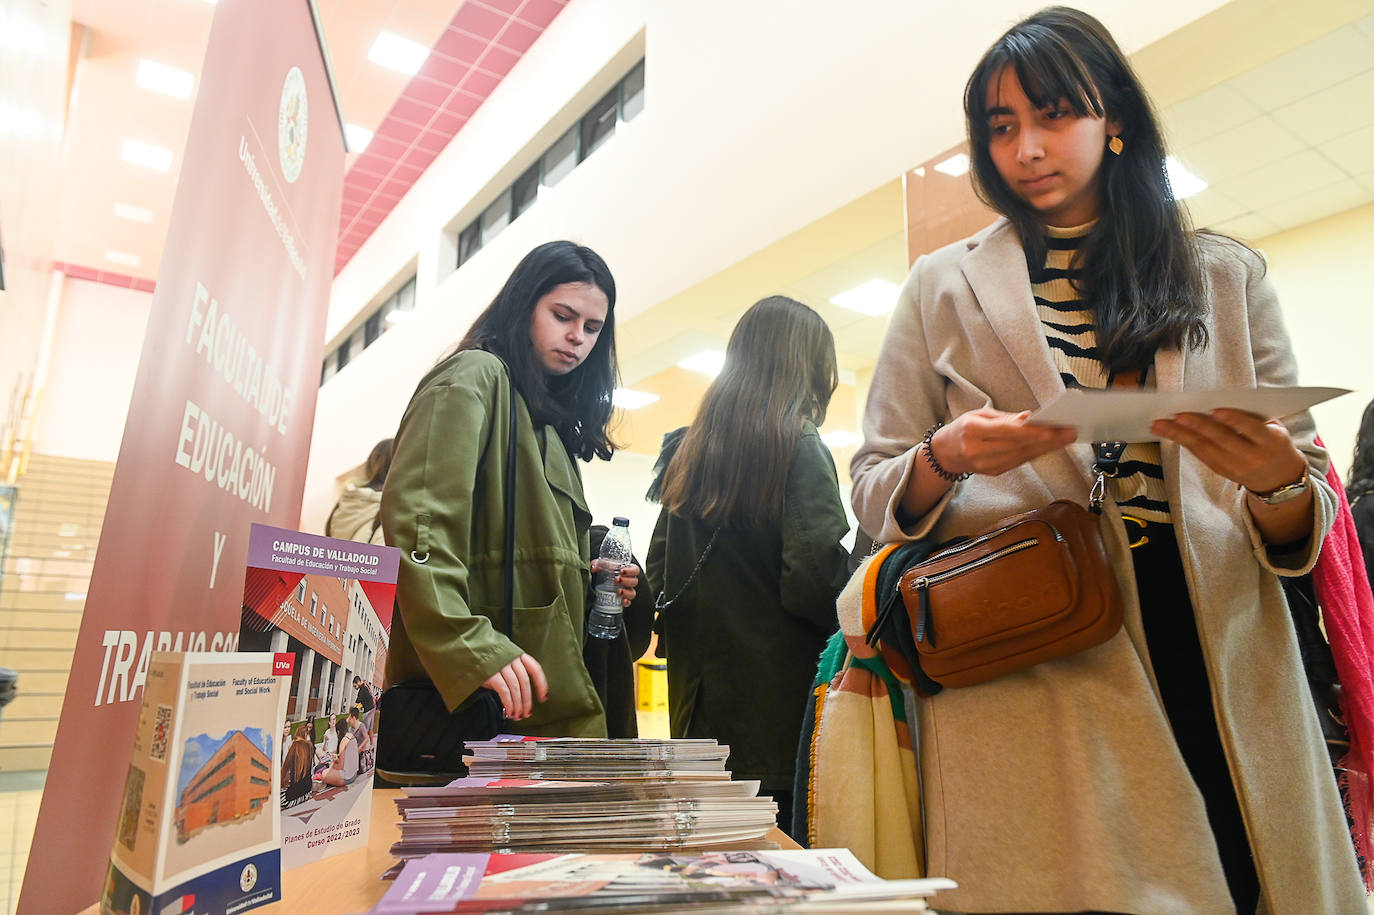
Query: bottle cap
613 516 630 526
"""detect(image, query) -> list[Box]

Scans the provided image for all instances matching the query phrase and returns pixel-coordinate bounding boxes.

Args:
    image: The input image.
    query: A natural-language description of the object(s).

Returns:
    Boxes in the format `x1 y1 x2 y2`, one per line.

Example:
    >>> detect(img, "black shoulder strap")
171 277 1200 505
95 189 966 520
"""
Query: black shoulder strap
499 357 517 639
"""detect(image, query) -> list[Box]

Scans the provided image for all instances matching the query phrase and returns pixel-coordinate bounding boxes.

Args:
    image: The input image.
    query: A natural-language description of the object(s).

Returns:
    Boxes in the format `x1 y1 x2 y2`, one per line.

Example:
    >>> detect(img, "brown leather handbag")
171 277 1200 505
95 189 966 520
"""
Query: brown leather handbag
898 499 1123 687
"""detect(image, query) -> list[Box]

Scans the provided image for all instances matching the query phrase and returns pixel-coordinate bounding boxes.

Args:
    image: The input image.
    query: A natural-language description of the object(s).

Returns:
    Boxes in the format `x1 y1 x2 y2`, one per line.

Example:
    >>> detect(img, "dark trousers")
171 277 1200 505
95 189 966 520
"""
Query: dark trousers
1130 520 1259 914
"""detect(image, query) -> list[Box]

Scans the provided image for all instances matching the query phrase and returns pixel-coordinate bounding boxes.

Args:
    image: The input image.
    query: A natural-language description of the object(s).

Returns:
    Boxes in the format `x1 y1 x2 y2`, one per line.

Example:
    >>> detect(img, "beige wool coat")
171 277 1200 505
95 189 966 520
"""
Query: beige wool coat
850 218 1363 913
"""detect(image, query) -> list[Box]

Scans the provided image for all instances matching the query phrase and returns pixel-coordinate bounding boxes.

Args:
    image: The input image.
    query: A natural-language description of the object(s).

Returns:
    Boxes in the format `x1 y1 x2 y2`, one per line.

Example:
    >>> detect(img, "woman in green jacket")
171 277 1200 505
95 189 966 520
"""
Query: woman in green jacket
380 241 637 738
646 296 850 834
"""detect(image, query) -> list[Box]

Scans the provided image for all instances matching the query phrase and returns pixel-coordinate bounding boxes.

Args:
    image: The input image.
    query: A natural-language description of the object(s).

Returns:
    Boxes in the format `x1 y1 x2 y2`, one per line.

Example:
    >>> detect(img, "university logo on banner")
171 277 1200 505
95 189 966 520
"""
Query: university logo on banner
18 2 347 912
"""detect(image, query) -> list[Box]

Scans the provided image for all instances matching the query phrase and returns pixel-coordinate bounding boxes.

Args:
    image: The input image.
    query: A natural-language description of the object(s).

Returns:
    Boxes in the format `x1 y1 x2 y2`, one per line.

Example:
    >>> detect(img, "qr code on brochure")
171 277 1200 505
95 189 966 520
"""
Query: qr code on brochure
150 704 172 762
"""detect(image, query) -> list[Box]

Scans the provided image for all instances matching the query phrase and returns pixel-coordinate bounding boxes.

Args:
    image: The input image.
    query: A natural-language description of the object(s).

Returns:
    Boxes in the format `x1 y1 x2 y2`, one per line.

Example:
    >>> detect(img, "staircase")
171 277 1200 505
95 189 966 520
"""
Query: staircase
0 454 113 771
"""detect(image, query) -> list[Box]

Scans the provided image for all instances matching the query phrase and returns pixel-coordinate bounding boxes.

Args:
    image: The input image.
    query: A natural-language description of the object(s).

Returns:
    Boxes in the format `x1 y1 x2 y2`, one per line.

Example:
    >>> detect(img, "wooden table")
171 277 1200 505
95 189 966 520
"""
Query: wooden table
83 789 799 914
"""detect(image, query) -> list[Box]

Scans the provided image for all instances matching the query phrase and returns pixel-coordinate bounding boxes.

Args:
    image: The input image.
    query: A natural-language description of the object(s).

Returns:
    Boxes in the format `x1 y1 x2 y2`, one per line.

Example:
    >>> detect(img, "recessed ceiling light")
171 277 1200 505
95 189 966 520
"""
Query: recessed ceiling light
0 101 39 136
821 430 862 449
933 153 970 177
829 278 900 316
122 139 173 171
677 350 726 378
136 58 194 100
1165 156 1207 200
368 32 429 75
114 202 154 223
105 250 142 267
612 388 660 410
344 123 374 152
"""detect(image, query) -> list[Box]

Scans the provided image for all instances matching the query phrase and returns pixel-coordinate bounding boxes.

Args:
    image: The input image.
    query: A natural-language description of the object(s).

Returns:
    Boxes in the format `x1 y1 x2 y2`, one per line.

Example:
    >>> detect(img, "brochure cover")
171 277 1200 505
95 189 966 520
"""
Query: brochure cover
101 651 290 915
237 523 398 870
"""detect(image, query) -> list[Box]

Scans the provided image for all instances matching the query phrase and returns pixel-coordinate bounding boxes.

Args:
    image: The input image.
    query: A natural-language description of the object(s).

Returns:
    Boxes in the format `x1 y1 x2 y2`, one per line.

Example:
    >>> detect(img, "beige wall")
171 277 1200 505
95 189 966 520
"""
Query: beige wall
1259 201 1374 480
32 276 151 461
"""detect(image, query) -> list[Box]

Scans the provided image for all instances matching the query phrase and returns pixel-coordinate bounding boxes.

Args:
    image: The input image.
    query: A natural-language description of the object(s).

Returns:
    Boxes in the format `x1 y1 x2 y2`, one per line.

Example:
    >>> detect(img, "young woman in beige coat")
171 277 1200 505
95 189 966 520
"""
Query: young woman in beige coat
850 8 1363 913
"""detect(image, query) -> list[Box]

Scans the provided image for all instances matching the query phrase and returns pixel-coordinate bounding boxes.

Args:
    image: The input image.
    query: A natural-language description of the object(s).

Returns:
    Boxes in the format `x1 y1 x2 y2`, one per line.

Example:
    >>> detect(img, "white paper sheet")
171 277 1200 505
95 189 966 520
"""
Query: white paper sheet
1028 385 1350 443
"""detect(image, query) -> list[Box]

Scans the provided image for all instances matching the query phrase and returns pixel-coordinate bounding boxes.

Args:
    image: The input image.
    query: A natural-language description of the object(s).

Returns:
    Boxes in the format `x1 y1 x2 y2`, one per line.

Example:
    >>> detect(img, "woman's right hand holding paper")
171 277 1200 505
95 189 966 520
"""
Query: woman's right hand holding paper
901 408 1075 523
932 408 1076 477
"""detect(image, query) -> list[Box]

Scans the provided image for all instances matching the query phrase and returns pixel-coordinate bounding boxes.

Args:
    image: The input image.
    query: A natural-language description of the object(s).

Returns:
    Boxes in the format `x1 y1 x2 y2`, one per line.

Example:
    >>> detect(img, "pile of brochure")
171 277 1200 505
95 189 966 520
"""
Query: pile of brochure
366 848 957 913
389 738 781 862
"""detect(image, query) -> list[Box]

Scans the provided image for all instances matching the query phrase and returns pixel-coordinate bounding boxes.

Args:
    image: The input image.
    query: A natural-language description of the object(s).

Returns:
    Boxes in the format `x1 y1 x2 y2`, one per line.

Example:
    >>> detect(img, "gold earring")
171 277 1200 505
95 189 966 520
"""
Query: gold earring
1108 135 1124 156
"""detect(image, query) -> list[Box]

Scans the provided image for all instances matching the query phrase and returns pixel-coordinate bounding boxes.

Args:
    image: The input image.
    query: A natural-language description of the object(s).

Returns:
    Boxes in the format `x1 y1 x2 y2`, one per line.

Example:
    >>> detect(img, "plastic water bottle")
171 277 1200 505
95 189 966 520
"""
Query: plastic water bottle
588 517 632 640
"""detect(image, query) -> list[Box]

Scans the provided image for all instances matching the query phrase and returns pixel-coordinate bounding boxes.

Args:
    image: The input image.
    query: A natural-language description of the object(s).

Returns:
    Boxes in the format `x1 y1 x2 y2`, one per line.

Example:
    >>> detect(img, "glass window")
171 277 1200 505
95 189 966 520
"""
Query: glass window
512 163 540 219
295 581 306 603
621 60 645 121
541 127 577 187
480 189 511 246
364 311 382 347
348 324 367 359
458 221 481 266
395 276 416 312
310 594 318 618
579 88 618 161
335 338 351 371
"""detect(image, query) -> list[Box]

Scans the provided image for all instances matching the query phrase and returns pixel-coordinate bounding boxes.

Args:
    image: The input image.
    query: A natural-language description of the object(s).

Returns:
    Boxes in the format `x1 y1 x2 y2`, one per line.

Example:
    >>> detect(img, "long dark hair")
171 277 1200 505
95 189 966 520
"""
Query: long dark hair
454 241 618 461
964 6 1208 373
659 296 837 528
363 438 393 490
1349 399 1374 501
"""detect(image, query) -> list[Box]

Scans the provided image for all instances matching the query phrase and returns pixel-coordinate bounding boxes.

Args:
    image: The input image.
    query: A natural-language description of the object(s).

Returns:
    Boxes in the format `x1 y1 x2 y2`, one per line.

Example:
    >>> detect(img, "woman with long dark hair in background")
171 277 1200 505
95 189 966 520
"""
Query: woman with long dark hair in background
849 7 1362 910
646 295 849 836
325 438 393 544
380 241 638 738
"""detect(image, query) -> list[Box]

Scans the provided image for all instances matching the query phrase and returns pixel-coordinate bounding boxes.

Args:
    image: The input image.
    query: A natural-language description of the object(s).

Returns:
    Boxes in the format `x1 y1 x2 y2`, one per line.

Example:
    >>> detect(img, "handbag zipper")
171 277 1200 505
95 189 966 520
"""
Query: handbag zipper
912 537 1041 647
931 520 1063 564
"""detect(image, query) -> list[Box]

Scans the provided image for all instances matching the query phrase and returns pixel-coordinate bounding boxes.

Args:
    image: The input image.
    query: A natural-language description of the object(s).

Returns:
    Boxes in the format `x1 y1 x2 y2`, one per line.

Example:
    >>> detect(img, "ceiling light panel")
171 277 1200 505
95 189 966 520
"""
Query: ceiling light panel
136 59 194 100
677 350 726 378
104 250 142 267
829 278 900 316
612 388 660 410
122 139 173 171
114 202 154 223
368 32 430 75
1165 157 1208 199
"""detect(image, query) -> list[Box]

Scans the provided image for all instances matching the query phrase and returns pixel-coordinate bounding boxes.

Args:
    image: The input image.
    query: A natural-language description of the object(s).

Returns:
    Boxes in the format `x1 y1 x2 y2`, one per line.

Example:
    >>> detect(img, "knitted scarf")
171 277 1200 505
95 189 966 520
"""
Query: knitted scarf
1312 460 1374 889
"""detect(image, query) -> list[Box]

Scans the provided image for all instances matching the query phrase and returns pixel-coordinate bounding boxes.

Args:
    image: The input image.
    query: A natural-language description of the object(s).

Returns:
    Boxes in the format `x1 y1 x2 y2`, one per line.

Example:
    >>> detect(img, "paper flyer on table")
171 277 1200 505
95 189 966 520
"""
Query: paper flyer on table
1029 385 1349 443
367 849 957 913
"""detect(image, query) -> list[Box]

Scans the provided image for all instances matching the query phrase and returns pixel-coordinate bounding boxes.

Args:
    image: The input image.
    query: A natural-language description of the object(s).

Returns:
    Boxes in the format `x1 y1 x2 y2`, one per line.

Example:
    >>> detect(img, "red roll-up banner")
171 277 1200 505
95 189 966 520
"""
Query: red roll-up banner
19 2 346 911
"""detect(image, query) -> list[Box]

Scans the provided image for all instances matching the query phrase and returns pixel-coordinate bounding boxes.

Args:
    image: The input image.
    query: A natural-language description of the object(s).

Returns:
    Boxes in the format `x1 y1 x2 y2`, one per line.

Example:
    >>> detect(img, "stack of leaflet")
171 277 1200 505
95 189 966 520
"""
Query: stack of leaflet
389 738 781 862
366 849 958 914
463 737 734 781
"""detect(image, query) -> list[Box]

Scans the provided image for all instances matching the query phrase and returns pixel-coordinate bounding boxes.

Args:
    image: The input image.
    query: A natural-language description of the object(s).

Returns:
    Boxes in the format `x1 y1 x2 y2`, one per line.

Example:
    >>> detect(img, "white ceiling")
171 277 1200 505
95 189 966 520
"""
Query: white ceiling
1168 14 1374 239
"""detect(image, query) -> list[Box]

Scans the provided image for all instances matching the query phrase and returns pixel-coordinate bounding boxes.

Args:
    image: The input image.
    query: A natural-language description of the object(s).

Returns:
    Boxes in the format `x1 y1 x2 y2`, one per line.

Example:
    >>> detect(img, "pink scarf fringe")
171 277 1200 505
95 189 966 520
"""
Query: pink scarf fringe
1311 461 1374 889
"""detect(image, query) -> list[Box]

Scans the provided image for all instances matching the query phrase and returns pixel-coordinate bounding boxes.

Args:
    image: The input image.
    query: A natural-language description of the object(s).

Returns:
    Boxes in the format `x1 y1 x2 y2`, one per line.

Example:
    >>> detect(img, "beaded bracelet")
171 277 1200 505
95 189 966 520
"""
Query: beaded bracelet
921 421 972 482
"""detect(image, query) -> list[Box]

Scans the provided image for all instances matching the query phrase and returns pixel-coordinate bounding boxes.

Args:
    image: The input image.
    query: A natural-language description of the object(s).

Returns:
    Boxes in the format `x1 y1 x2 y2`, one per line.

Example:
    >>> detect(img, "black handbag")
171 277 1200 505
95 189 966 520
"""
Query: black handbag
1281 572 1350 768
375 353 521 786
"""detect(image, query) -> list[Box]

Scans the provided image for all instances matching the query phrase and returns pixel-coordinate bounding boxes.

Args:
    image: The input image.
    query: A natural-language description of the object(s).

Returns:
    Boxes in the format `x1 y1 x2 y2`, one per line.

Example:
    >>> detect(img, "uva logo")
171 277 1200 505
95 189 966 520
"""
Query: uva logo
277 66 308 183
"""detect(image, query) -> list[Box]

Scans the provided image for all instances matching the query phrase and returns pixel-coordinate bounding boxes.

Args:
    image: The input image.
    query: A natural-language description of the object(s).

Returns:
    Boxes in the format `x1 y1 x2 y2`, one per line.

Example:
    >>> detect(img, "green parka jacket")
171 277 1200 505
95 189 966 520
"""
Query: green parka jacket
380 350 606 737
645 422 849 789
